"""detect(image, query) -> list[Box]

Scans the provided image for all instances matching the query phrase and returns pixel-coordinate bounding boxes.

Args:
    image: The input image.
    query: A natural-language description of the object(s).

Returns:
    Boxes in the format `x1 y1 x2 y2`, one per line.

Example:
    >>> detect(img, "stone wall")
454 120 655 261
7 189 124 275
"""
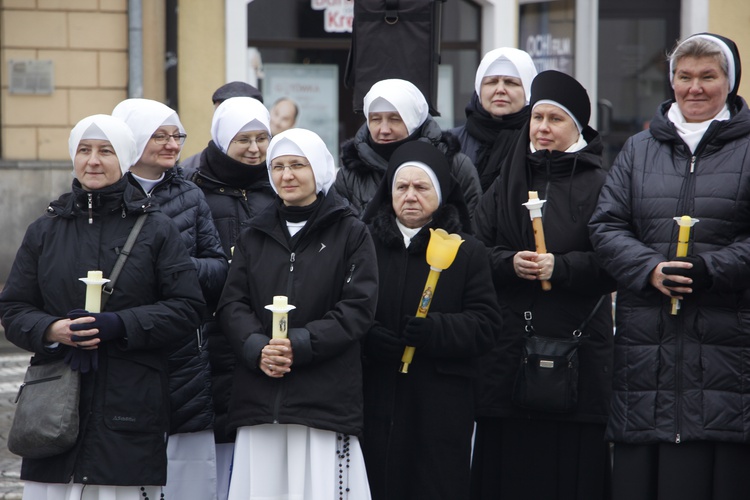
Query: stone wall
0 161 72 283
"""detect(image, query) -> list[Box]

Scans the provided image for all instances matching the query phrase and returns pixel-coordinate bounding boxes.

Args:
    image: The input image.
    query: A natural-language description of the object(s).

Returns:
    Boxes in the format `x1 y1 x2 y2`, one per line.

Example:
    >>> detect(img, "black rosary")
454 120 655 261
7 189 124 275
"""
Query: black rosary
337 433 351 499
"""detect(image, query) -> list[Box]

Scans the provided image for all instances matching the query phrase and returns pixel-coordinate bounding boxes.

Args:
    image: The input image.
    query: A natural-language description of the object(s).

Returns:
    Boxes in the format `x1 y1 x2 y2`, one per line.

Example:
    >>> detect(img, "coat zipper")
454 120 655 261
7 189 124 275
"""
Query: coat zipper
87 193 94 224
346 264 355 283
673 155 696 444
274 250 296 423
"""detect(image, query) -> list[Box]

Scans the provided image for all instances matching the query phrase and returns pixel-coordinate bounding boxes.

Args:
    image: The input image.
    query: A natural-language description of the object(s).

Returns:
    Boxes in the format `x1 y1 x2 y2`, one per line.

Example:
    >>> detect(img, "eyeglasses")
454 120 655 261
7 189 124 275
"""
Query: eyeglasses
232 135 269 147
269 162 310 174
151 133 187 145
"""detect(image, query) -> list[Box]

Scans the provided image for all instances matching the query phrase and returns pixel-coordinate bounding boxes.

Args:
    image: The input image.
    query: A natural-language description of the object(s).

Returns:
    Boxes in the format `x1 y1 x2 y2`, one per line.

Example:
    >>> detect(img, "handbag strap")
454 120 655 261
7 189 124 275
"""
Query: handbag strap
572 295 609 337
524 294 609 338
101 213 148 310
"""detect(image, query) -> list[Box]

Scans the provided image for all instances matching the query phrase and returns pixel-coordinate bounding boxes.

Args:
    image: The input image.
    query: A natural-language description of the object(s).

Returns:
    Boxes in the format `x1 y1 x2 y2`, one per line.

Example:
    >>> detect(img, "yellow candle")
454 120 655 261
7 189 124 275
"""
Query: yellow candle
79 270 110 313
265 296 296 339
400 229 464 374
670 216 699 315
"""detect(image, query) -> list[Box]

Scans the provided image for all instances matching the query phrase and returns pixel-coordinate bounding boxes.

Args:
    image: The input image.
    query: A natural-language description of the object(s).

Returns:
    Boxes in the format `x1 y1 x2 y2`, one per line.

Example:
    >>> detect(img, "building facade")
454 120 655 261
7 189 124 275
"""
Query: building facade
0 0 748 281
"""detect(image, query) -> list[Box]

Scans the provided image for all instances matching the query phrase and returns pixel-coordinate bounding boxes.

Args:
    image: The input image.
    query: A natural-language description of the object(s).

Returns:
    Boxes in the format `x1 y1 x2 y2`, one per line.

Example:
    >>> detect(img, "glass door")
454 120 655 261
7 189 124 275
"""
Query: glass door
597 0 680 167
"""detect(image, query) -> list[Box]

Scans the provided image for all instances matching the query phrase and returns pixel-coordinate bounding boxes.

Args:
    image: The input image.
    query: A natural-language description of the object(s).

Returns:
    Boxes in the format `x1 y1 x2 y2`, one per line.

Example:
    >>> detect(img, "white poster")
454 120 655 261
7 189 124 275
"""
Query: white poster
263 63 340 167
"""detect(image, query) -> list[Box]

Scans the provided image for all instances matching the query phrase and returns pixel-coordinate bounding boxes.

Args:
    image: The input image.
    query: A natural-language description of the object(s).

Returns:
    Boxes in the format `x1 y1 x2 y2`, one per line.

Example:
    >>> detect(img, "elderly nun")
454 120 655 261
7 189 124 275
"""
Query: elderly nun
360 140 500 500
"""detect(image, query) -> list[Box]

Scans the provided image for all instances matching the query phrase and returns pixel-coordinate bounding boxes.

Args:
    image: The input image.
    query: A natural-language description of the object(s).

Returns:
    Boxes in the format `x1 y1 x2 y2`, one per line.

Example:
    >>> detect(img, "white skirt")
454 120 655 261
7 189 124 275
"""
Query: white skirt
228 424 371 500
163 430 217 500
23 483 162 500
216 442 235 500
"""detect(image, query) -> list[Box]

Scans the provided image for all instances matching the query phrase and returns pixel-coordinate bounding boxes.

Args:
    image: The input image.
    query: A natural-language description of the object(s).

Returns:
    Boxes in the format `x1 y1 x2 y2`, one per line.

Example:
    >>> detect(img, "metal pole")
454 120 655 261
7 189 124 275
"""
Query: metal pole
128 0 144 98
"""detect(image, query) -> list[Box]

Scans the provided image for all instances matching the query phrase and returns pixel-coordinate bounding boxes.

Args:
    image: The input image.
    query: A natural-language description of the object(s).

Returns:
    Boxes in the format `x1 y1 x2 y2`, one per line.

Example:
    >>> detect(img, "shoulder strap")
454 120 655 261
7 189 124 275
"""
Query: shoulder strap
574 295 609 337
101 213 148 310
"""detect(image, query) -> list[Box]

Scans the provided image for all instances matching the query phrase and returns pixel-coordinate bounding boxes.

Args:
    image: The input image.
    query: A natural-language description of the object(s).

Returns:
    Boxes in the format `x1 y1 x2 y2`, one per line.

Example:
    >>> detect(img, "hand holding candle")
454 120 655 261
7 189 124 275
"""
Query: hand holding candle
522 191 552 291
670 215 700 315
265 296 296 339
400 228 464 374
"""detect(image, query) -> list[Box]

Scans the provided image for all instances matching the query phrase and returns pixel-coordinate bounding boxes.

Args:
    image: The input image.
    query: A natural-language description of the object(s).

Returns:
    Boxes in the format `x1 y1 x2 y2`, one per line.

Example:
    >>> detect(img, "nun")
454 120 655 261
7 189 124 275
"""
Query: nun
0 114 204 499
472 70 616 500
181 95 277 500
112 98 227 500
360 140 500 500
335 78 481 217
217 128 378 500
450 47 538 192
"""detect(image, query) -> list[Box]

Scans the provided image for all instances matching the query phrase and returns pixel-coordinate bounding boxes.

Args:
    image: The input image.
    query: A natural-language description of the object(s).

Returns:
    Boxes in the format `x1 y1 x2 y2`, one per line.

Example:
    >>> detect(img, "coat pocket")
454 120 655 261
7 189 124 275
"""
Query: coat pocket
103 351 167 433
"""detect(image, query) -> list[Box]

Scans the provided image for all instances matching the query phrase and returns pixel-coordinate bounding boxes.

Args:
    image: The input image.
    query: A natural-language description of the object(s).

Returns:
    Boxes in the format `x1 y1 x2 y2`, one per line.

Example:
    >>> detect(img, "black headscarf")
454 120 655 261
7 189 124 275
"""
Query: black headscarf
464 93 529 191
362 141 472 233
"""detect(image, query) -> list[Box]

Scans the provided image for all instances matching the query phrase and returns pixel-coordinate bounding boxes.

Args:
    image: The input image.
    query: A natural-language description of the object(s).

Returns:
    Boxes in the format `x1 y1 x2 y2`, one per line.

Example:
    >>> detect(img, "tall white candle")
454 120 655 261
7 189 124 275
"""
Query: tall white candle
79 270 110 313
264 296 296 339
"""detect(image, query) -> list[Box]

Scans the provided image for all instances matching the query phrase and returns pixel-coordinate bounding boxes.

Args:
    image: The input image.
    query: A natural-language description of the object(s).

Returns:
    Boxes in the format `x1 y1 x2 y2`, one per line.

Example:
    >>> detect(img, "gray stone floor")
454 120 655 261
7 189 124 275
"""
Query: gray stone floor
0 335 28 499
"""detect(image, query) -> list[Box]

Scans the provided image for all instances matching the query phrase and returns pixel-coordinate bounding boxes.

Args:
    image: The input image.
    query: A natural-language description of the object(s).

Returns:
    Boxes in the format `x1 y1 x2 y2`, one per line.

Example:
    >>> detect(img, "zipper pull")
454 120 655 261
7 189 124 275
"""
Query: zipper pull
690 156 696 173
346 264 355 283
241 189 247 201
675 433 681 444
87 193 94 224
289 252 295 272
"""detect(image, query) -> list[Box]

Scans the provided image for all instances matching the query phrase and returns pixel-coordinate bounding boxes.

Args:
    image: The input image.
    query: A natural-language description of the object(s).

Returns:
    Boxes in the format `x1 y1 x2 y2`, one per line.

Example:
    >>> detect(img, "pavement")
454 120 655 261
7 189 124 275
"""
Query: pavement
0 331 28 499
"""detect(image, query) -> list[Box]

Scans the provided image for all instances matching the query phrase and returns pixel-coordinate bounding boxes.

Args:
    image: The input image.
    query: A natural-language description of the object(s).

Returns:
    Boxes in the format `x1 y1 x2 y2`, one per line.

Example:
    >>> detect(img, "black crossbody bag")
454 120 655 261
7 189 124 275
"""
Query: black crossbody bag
512 295 607 413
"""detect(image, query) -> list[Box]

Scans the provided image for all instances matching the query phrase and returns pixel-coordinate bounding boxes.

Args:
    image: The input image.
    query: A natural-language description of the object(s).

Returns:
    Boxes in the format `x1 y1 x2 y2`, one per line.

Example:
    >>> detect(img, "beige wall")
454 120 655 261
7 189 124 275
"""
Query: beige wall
0 0 169 161
1 0 128 160
177 0 225 159
709 0 750 100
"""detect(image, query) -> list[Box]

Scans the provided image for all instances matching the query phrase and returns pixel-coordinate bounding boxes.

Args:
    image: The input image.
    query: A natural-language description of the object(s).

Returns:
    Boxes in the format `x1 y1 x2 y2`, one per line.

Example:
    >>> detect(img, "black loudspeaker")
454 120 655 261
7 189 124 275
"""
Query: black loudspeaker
345 0 446 116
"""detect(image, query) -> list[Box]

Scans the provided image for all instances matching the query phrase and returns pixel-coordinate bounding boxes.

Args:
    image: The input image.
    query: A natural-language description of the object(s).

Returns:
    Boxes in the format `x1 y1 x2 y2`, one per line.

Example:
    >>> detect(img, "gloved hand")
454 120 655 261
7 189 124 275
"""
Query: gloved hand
403 316 434 349
663 256 712 294
70 311 126 342
64 348 99 373
364 325 404 361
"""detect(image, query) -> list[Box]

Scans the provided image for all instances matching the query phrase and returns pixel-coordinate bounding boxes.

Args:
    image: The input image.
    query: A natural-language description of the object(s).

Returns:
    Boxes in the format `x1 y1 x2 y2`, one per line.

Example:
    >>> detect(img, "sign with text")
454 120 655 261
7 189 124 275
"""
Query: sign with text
311 0 354 33
519 0 575 75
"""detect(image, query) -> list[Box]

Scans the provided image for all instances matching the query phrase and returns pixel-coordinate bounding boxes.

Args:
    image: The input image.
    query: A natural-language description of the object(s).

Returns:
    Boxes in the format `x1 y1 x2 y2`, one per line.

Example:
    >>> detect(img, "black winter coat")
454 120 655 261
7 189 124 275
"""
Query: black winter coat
137 167 227 435
474 126 615 424
0 176 205 485
217 190 378 437
335 117 482 216
182 141 277 443
589 97 750 445
362 203 501 500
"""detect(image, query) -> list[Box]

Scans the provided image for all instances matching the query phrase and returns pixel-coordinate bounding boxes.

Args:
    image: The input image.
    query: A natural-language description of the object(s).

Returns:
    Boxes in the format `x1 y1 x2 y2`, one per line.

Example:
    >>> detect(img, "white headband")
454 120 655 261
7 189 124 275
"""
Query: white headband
392 161 442 205
112 98 186 161
533 99 583 133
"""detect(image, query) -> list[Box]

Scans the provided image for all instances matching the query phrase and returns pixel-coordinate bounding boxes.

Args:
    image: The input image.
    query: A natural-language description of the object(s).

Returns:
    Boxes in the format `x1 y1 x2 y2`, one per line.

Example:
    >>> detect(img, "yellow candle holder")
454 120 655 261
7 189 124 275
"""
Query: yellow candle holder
265 295 296 339
670 216 699 315
79 270 110 313
400 228 464 374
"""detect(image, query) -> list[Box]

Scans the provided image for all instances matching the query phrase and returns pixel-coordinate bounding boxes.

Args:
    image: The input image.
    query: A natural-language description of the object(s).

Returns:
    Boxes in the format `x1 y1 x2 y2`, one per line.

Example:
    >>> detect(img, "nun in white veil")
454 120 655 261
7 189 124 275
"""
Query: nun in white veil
217 129 378 500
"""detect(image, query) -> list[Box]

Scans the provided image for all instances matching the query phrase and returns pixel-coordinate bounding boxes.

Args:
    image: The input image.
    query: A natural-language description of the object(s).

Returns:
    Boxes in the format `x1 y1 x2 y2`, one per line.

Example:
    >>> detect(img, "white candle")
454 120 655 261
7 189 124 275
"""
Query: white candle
264 296 296 339
79 270 110 313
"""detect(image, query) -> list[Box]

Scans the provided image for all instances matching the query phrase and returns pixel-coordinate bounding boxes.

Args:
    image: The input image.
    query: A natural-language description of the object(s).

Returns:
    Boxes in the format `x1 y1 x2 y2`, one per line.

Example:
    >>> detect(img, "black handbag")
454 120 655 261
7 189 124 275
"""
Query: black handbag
512 296 606 413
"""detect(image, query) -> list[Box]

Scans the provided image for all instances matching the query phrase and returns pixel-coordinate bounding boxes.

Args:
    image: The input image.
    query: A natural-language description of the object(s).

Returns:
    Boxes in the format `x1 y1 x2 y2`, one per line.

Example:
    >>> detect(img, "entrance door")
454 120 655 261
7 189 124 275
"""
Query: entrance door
597 0 680 167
